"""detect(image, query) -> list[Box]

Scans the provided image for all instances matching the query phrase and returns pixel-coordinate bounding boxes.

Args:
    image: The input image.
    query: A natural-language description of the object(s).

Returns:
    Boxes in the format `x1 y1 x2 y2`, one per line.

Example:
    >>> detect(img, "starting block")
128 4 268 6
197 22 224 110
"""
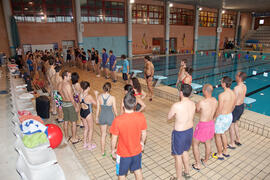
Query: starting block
244 97 256 107
191 83 203 90
153 75 168 87
130 70 143 77
116 65 122 72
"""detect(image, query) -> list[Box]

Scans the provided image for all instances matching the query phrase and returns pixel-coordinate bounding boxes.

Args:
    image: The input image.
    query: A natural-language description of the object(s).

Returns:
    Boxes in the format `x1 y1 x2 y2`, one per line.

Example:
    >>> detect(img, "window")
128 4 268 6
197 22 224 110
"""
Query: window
259 19 264 25
11 0 73 23
199 11 217 27
81 0 125 23
221 12 236 28
132 4 164 25
170 8 194 25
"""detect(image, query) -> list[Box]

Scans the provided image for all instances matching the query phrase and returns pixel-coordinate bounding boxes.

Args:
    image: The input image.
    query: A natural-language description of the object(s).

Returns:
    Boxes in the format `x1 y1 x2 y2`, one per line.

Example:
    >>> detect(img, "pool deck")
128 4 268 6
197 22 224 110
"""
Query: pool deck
65 67 270 180
2 66 270 180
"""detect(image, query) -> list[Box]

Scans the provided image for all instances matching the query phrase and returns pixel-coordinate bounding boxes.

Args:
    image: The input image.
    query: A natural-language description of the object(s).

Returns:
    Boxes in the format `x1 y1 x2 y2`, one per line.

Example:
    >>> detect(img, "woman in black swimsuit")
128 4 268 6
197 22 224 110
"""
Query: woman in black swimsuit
79 81 98 151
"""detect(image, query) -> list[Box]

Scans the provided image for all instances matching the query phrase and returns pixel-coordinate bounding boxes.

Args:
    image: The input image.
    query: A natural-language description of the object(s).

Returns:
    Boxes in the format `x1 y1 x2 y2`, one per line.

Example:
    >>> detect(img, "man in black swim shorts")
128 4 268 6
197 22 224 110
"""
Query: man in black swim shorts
228 72 247 149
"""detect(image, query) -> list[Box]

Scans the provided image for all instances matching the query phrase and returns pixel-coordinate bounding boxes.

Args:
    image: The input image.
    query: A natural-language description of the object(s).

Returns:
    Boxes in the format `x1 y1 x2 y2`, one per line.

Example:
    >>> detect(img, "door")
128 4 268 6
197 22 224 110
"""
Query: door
152 38 164 54
170 38 177 53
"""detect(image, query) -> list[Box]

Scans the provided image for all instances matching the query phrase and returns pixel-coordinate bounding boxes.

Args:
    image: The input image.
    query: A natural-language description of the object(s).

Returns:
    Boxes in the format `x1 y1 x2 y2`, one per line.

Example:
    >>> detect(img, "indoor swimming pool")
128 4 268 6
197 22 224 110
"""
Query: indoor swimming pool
118 51 270 116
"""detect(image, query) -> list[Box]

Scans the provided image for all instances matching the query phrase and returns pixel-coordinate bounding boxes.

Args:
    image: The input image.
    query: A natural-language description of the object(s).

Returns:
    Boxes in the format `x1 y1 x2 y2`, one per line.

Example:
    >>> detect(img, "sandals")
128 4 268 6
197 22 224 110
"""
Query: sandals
87 143 96 151
182 172 191 179
192 164 200 172
212 153 224 160
222 153 230 158
235 141 242 146
227 144 236 149
69 137 82 145
201 159 206 167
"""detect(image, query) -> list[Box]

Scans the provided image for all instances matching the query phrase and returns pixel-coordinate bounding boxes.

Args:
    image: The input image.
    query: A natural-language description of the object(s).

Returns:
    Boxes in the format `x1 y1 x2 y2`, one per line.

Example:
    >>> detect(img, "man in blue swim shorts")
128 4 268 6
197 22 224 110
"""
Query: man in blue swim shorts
168 84 196 179
212 76 236 160
102 48 109 78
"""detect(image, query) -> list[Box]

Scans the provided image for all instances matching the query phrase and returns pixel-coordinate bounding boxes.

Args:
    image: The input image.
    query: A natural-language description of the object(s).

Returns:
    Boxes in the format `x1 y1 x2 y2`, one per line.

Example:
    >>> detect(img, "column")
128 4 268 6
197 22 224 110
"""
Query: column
127 0 133 58
2 0 15 56
215 9 222 55
193 5 199 54
75 0 83 48
165 0 170 55
251 15 255 30
235 11 240 45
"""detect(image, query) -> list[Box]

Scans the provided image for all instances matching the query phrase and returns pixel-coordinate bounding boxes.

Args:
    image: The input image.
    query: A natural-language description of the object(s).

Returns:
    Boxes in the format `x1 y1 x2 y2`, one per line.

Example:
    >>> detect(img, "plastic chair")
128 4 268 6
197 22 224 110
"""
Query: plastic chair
14 135 55 166
16 151 65 180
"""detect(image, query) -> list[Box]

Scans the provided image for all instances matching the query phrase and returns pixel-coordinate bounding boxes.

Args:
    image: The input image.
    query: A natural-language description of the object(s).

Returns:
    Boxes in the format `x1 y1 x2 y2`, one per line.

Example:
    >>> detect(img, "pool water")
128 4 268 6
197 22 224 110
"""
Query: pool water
117 51 270 116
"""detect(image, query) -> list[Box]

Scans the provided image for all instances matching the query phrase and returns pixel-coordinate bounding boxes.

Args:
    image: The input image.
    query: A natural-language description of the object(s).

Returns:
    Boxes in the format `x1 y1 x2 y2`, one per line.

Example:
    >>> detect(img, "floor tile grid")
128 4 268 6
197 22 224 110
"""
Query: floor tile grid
57 67 270 180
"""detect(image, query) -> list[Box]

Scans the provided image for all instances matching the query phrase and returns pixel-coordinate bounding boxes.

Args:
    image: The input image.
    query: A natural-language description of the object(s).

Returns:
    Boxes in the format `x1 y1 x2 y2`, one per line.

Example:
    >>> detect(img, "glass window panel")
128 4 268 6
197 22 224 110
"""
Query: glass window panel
45 0 55 5
81 8 88 15
13 5 23 13
96 1 102 8
112 9 118 16
46 7 55 15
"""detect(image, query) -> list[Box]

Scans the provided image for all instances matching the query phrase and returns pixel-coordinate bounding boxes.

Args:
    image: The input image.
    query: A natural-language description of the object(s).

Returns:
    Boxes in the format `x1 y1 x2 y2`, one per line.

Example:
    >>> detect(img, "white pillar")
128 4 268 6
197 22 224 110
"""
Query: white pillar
127 0 132 58
165 0 170 55
2 0 15 56
235 11 240 45
215 9 222 54
251 16 255 30
75 0 83 48
193 5 199 54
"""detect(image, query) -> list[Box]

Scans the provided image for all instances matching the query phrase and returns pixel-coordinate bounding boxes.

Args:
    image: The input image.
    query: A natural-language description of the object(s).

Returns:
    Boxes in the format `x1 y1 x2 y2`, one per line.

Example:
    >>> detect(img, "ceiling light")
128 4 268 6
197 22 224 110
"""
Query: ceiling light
222 10 225 14
130 0 135 3
29 1 33 5
169 3 173 7
41 16 45 20
24 7 28 10
199 7 202 11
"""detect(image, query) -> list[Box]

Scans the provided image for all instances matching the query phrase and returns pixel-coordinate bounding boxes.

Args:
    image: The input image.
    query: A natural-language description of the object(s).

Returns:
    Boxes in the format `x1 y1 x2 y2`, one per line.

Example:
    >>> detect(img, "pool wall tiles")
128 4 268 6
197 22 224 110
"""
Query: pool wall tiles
197 36 216 50
83 36 127 57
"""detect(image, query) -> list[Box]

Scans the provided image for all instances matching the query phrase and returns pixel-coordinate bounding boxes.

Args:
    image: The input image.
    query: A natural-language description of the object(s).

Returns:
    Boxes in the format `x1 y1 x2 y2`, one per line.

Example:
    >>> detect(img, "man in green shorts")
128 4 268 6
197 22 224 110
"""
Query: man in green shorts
59 70 80 144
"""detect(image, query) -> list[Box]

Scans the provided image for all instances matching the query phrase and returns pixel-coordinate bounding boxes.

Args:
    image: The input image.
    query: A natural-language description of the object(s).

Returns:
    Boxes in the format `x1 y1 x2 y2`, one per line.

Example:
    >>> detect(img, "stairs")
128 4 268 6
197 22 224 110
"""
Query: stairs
241 26 270 49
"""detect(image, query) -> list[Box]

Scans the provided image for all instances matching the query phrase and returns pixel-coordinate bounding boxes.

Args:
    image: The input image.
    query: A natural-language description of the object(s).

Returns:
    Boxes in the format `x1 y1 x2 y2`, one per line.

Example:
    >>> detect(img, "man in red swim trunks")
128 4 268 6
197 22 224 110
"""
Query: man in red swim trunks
192 84 218 171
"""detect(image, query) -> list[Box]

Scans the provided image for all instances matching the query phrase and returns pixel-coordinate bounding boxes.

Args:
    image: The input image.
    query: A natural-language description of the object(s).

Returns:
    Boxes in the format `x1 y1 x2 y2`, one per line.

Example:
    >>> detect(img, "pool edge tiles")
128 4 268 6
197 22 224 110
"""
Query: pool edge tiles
127 74 270 139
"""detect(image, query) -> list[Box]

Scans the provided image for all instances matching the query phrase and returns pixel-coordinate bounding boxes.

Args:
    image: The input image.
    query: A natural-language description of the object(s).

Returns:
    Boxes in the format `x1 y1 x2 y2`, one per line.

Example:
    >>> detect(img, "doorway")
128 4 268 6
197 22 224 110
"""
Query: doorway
62 40 75 61
170 38 177 53
152 38 164 54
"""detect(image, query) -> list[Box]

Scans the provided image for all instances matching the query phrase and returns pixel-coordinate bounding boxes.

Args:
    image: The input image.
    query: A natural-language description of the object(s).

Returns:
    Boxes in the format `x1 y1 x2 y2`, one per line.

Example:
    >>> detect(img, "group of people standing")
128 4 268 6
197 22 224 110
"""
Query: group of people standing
169 67 247 180
16 47 248 180
66 47 119 82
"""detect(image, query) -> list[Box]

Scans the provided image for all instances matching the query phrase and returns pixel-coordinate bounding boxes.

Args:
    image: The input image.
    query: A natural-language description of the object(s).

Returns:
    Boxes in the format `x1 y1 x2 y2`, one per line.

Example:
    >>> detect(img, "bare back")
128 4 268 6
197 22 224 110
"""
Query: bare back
168 99 196 131
55 74 62 91
59 81 73 102
218 89 236 115
197 97 218 122
234 83 247 105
